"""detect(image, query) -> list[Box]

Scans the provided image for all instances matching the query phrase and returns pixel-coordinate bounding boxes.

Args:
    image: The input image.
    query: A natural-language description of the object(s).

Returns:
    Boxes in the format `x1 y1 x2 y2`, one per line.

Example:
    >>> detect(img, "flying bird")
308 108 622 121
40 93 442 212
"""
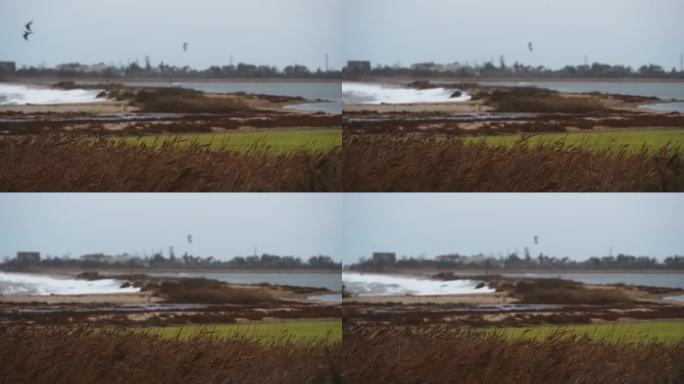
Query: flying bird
528 42 534 52
183 42 188 52
187 234 192 244
22 20 34 41
534 235 539 245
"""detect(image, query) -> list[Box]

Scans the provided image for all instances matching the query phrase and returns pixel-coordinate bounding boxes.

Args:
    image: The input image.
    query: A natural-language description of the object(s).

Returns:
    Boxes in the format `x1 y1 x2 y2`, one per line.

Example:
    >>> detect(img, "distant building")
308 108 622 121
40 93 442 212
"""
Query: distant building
56 62 109 74
346 60 371 73
410 62 465 73
436 254 488 265
80 253 132 264
372 252 396 264
0 61 16 74
16 251 40 264
435 254 464 263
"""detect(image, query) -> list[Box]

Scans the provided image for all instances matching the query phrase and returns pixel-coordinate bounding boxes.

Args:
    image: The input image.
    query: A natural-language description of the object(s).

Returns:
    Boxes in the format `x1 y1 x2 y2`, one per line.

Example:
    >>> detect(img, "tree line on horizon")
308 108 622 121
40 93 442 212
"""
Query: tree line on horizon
2 59 341 79
347 252 684 271
5 59 682 80
343 60 684 80
1 251 341 271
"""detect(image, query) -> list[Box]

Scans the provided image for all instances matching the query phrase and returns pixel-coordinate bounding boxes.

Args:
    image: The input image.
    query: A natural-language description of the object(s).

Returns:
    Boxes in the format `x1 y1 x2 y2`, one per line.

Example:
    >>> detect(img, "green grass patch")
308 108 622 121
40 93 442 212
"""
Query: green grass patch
142 320 341 345
113 130 341 153
466 130 684 153
486 322 684 345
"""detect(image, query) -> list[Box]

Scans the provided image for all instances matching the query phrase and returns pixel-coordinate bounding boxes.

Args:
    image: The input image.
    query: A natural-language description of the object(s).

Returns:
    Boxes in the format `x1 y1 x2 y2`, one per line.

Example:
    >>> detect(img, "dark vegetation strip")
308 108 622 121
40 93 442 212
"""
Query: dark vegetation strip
343 303 684 327
343 112 684 136
0 135 341 192
0 303 341 327
342 325 684 384
0 113 341 136
342 135 683 191
477 87 608 113
0 326 341 384
4 134 682 192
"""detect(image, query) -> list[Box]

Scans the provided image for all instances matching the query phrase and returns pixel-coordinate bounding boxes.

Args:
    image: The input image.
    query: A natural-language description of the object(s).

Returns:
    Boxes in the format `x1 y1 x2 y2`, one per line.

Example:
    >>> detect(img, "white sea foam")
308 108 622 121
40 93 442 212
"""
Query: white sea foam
0 83 104 105
342 272 494 296
0 272 140 296
342 82 471 105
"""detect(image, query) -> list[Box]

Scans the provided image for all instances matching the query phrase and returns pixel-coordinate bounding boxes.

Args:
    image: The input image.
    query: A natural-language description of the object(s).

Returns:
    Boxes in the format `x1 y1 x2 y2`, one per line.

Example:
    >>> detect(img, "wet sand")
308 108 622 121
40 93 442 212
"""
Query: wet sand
344 291 513 305
0 100 134 114
0 291 160 305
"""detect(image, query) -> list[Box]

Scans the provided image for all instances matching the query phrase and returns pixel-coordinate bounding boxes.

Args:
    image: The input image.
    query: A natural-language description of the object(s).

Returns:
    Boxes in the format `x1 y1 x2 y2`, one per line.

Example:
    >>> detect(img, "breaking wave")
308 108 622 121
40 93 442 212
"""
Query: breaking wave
342 82 471 105
0 272 140 295
0 83 104 105
342 272 494 296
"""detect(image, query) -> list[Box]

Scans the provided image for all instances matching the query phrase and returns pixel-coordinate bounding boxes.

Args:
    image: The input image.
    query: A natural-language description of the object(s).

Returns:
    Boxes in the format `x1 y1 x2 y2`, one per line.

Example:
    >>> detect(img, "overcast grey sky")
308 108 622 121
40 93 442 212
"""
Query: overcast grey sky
342 194 684 264
0 194 343 261
344 0 684 70
0 0 343 70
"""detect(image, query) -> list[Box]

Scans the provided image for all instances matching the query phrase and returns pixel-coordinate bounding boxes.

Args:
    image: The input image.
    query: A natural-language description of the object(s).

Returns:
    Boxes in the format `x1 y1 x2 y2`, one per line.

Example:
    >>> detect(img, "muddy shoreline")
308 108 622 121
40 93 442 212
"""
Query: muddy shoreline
343 273 684 328
343 81 683 137
0 273 340 327
0 82 341 136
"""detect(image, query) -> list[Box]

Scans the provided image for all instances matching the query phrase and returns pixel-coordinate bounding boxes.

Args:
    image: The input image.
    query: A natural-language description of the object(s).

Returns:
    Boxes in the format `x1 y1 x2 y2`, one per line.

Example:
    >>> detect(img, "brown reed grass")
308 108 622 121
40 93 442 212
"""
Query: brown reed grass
342 135 683 191
341 325 684 384
0 325 341 384
0 135 341 191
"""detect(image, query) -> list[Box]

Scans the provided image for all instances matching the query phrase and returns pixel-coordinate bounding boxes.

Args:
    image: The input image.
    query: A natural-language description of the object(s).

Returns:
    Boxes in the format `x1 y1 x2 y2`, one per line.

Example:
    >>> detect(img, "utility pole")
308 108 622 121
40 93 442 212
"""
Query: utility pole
325 53 329 72
680 53 683 72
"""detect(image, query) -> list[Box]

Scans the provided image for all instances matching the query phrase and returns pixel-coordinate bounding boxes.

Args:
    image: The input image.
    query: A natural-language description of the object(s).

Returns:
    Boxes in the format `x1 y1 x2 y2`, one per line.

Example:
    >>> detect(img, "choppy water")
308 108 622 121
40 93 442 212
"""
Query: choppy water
126 81 342 114
343 82 471 105
343 272 493 296
0 272 139 295
639 102 684 113
0 83 104 105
